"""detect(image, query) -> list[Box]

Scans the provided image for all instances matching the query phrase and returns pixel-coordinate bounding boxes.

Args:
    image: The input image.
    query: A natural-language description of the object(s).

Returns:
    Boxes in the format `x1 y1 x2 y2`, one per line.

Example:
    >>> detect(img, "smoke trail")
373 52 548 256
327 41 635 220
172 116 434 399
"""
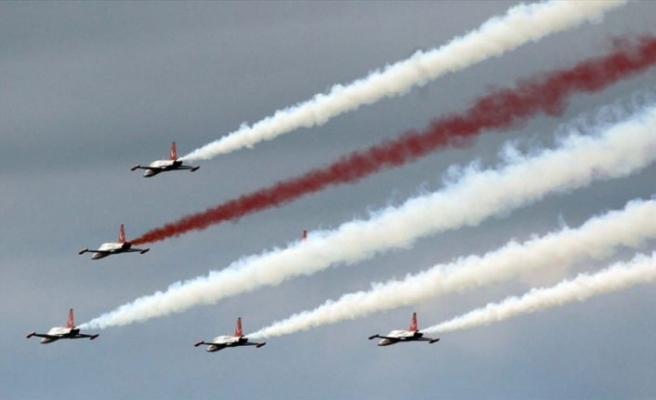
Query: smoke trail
181 0 626 161
79 104 656 330
423 252 656 334
133 35 656 245
248 199 656 338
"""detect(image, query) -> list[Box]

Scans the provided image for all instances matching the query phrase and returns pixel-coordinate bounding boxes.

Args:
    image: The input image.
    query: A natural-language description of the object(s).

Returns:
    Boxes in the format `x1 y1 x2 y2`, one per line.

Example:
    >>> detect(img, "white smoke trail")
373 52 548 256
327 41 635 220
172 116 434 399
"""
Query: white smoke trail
180 0 626 161
423 252 656 334
249 199 656 338
79 104 656 330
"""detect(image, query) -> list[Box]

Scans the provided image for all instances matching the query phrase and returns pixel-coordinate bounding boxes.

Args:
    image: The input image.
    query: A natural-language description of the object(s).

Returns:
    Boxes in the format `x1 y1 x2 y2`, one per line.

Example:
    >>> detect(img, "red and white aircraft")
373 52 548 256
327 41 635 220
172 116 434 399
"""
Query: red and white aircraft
131 142 199 177
26 309 99 344
78 224 149 260
368 312 439 346
194 317 266 352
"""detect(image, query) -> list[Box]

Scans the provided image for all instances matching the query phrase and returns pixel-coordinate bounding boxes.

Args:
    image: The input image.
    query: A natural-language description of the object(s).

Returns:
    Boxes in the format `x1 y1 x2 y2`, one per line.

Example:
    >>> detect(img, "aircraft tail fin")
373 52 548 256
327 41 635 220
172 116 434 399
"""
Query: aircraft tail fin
118 224 126 243
302 230 307 241
67 309 75 328
235 317 243 337
409 312 418 332
170 142 178 160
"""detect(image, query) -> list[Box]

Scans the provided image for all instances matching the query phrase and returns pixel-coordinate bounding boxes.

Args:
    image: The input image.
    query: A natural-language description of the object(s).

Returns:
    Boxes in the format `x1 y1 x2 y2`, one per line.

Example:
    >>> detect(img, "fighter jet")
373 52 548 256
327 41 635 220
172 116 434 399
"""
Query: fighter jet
368 312 439 346
78 224 149 260
131 142 199 177
194 317 266 352
26 309 99 344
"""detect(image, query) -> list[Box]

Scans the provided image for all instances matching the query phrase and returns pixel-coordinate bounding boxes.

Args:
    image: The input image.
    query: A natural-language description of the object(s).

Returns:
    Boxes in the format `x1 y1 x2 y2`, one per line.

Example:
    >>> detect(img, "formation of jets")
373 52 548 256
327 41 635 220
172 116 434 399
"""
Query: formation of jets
29 143 441 353
79 143 193 260
27 309 438 351
27 309 98 344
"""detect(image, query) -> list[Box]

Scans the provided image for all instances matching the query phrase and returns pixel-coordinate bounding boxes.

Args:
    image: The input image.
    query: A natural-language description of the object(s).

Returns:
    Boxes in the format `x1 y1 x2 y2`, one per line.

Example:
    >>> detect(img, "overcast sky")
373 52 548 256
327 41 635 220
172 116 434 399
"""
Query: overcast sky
3 1 656 399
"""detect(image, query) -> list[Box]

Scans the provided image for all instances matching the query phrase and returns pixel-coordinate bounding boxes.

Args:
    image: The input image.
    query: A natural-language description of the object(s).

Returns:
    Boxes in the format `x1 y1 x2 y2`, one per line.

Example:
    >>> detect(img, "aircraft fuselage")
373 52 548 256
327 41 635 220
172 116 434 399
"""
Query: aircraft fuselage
91 242 132 259
376 330 423 346
204 335 249 352
142 160 183 177
39 327 79 343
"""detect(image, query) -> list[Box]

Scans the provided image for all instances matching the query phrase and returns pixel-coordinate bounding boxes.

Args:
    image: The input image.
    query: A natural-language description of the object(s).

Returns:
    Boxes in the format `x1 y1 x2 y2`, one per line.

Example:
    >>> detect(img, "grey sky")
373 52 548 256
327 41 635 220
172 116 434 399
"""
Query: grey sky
3 1 656 399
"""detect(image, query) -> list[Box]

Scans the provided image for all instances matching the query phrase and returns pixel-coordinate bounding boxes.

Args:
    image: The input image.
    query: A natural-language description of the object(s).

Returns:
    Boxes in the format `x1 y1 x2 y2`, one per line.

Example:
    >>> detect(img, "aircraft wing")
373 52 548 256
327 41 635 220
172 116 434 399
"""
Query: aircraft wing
240 341 266 347
416 336 440 343
194 341 218 347
130 165 152 171
78 249 111 255
178 165 199 171
125 248 149 254
26 332 58 340
73 333 99 340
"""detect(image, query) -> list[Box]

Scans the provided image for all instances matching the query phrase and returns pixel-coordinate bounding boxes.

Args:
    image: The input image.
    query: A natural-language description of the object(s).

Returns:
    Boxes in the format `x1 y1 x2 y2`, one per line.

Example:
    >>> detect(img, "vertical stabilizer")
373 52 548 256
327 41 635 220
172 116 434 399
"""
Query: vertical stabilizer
67 309 75 329
409 312 418 332
170 142 178 160
235 317 243 337
118 224 126 243
302 230 307 241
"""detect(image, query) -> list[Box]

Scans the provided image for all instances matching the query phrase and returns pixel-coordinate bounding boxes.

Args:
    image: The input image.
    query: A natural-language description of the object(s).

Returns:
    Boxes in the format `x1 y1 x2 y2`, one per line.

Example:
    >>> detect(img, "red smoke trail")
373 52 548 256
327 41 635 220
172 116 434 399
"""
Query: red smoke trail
132 36 656 245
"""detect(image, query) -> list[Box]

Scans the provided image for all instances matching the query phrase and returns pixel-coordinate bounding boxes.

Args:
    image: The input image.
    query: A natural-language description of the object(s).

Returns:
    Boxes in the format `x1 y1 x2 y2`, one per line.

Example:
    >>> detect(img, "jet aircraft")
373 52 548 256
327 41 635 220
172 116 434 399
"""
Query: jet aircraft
26 309 99 344
194 317 266 352
78 224 149 259
368 312 439 346
131 142 199 177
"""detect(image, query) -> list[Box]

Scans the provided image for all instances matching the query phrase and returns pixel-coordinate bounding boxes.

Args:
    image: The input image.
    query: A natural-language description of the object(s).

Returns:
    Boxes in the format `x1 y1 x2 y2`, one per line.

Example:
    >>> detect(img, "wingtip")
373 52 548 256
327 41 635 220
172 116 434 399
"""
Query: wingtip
140 248 150 254
429 338 440 344
26 332 35 339
194 341 204 347
368 335 378 340
90 334 99 340
78 248 88 255
130 165 140 171
256 342 266 348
